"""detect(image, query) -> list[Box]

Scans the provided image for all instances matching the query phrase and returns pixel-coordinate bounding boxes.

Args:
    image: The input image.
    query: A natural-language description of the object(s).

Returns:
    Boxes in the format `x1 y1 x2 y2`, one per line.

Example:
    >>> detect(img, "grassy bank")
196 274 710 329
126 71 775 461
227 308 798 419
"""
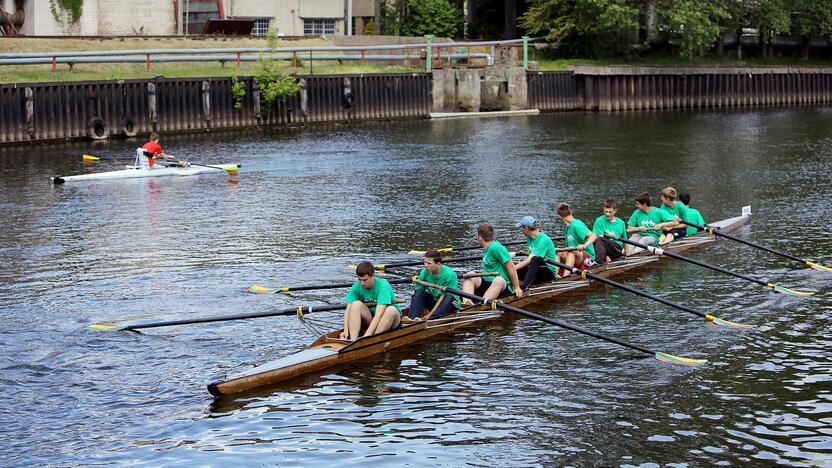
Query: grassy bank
3 37 832 84
0 36 414 84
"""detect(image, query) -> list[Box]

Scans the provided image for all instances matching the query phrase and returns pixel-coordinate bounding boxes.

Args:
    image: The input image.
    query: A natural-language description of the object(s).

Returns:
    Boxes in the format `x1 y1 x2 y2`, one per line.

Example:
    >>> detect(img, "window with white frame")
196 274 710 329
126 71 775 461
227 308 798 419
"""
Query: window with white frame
251 18 270 36
303 18 336 36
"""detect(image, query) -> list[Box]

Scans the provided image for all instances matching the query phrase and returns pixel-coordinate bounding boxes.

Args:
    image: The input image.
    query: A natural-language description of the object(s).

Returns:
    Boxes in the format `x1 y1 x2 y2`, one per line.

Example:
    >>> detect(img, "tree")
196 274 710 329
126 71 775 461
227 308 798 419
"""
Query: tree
659 0 728 58
402 0 463 37
788 0 832 59
521 0 640 56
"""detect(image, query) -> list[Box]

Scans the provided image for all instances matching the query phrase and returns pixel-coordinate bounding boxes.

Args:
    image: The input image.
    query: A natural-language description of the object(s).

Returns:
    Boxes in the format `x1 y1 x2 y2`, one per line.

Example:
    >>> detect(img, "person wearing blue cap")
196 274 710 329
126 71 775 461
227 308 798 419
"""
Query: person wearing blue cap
514 215 558 288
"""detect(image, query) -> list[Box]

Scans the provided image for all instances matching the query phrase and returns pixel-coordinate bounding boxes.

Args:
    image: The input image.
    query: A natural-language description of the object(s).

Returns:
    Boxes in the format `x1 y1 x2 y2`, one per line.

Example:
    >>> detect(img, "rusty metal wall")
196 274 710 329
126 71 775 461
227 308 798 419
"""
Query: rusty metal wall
576 70 832 111
0 73 432 145
527 71 582 111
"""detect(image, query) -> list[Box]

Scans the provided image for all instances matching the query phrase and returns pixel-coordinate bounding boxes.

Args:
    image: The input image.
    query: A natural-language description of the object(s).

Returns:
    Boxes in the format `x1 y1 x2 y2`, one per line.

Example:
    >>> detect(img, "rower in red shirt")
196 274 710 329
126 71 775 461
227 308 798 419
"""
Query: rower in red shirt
141 133 175 168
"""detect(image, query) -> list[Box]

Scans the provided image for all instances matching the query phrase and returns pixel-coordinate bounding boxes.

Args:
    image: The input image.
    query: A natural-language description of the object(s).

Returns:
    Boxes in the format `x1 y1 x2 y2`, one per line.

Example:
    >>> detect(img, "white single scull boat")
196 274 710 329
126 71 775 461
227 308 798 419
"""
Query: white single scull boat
52 148 240 184
52 163 240 184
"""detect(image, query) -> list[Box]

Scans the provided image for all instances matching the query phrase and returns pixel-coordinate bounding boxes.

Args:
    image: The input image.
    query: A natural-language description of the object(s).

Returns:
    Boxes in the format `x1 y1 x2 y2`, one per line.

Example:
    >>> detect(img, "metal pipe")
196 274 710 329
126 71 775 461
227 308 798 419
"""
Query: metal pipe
0 53 488 65
0 38 537 59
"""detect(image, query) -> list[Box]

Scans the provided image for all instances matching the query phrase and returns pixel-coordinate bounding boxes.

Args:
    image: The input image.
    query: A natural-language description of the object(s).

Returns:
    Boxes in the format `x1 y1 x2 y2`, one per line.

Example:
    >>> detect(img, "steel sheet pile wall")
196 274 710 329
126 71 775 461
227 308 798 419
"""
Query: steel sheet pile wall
575 67 832 111
527 71 582 110
0 74 432 144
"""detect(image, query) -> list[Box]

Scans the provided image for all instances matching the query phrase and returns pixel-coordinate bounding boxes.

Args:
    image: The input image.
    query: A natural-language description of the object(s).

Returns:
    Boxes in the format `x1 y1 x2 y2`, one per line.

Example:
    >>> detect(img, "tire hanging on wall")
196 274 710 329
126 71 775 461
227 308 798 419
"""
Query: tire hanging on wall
121 117 138 137
86 117 108 140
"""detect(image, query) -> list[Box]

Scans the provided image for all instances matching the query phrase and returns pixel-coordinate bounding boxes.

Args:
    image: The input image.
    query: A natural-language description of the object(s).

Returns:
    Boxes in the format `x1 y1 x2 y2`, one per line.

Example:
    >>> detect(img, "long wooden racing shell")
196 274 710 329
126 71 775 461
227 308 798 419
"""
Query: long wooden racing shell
208 210 750 397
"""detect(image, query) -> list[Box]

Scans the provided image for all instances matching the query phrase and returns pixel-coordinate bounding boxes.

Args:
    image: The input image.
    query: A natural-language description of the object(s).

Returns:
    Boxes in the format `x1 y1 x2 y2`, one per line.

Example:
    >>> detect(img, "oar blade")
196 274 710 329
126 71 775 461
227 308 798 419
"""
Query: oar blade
654 352 707 367
705 314 753 329
244 285 285 294
807 261 832 272
86 323 128 331
770 284 815 297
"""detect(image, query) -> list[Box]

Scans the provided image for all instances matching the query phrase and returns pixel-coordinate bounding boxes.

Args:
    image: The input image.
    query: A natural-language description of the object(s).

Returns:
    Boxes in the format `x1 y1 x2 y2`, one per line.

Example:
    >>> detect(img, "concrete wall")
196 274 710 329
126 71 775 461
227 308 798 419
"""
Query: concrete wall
18 0 176 36
224 0 345 36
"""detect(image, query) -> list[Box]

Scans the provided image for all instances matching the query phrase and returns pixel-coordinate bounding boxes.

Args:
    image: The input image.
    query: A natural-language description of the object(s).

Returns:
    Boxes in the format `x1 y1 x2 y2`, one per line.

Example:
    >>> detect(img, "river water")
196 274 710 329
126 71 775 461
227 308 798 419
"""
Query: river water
1 108 831 466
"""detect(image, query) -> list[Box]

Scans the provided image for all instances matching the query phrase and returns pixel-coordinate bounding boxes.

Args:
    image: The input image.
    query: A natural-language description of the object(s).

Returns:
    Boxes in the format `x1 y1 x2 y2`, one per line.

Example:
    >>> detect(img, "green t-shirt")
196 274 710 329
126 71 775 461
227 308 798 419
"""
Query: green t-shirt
415 264 460 304
344 277 401 315
526 231 558 275
482 240 514 293
683 207 706 236
660 201 689 220
592 215 627 248
565 219 596 260
627 207 677 241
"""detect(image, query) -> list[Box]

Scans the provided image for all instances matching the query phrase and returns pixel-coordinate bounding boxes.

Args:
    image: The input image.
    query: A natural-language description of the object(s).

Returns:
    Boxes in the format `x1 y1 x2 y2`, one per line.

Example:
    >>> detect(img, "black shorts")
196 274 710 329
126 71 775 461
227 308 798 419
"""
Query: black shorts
670 227 687 239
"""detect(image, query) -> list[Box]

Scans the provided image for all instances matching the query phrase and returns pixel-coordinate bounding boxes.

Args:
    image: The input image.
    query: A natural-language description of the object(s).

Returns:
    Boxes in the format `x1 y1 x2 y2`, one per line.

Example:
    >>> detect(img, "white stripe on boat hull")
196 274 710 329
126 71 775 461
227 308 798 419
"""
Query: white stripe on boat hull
52 164 239 183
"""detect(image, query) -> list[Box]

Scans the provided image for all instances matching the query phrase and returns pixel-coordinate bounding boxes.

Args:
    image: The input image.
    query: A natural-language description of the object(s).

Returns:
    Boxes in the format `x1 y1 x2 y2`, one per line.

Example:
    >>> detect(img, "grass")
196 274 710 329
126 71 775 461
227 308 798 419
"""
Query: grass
5 36 831 83
0 36 421 84
534 54 832 70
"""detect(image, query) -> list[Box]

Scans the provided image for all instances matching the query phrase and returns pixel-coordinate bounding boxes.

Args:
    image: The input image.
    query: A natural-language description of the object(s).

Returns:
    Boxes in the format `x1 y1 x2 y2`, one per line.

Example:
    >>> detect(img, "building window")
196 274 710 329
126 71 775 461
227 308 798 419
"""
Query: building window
303 18 336 36
251 18 270 36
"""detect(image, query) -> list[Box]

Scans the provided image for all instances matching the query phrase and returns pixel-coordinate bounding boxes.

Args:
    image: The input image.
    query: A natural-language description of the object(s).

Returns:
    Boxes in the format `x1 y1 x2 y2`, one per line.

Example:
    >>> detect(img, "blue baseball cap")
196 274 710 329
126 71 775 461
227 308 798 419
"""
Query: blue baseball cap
515 216 538 228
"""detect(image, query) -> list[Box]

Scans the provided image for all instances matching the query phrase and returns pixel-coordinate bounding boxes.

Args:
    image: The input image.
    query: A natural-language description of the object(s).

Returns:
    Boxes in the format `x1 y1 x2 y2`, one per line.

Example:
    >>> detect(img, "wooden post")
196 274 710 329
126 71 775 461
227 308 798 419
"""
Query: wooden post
202 81 211 130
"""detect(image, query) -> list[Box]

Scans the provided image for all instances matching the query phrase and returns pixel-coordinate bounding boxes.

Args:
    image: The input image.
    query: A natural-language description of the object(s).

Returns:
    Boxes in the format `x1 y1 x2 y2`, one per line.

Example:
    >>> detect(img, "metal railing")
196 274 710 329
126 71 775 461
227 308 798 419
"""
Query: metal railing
0 36 534 72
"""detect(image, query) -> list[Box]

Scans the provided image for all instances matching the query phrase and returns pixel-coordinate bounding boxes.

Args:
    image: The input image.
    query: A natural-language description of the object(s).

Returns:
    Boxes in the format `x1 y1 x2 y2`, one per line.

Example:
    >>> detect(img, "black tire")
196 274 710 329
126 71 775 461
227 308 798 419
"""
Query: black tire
86 117 108 140
121 117 138 137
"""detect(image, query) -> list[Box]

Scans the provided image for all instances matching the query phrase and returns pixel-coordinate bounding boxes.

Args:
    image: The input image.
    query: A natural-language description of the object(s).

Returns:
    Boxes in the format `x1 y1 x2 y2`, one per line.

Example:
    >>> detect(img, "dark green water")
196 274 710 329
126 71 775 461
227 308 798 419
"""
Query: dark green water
1 108 830 466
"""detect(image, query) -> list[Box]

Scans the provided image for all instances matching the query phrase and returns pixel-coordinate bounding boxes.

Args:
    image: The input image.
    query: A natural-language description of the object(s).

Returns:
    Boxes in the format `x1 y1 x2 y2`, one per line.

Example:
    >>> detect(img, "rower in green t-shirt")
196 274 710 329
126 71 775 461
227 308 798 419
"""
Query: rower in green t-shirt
556 202 597 275
658 186 687 242
408 249 460 320
678 192 706 237
592 199 627 264
461 224 523 305
340 260 402 340
626 192 678 255
513 215 558 288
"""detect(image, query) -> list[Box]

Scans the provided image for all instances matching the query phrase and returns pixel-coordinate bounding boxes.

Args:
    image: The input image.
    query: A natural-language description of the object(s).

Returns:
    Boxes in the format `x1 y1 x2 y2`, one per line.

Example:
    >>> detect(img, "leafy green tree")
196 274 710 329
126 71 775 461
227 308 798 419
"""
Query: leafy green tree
402 0 463 37
659 0 728 57
521 0 640 56
788 0 832 58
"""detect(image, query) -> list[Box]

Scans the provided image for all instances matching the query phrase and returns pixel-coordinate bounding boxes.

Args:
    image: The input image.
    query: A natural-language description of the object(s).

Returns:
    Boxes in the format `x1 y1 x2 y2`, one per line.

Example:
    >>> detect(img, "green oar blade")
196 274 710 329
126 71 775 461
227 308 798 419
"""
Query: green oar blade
807 261 832 272
244 285 286 294
654 352 707 366
86 323 129 331
770 284 815 296
706 314 753 329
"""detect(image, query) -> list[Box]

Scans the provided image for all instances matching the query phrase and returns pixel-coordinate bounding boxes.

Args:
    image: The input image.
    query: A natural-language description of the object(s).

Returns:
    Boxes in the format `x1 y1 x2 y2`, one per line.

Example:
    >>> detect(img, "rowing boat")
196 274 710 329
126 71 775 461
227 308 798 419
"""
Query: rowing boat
51 163 240 184
208 208 750 397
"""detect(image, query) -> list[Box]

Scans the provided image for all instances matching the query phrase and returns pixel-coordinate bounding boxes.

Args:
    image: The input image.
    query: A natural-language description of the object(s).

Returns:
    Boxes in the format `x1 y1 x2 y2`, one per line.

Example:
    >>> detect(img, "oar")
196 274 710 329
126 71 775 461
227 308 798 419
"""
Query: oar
608 235 815 297
175 160 240 176
686 221 832 273
413 278 707 366
523 252 750 328
408 238 564 256
246 277 415 294
246 271 498 294
87 302 352 331
347 253 504 271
